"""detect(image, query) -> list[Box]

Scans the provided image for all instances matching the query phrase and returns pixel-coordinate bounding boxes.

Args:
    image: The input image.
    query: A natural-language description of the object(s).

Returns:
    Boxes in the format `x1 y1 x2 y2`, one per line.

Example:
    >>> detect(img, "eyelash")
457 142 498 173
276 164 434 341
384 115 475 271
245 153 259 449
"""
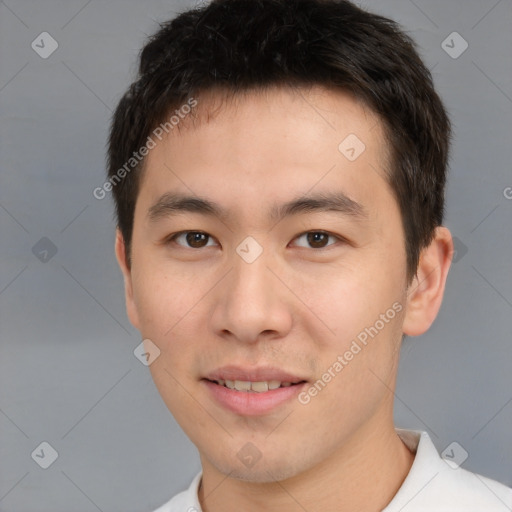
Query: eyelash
165 230 344 250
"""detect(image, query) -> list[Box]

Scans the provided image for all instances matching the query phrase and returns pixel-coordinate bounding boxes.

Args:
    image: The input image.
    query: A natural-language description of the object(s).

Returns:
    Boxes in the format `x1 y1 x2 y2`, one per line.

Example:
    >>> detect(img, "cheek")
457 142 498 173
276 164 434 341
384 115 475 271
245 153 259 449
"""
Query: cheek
131 259 194 332
297 298 405 431
300 258 400 342
299 250 406 396
131 261 212 373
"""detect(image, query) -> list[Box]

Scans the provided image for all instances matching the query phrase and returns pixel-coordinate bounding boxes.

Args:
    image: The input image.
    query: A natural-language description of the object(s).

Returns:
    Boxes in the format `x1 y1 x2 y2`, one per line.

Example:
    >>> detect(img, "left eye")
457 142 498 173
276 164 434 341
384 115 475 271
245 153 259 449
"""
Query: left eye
170 231 217 248
292 231 339 249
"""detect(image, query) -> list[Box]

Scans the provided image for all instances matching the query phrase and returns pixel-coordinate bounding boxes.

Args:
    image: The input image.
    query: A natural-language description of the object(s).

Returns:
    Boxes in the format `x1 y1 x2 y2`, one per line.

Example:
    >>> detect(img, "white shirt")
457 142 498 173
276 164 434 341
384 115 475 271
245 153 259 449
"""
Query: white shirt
153 428 512 511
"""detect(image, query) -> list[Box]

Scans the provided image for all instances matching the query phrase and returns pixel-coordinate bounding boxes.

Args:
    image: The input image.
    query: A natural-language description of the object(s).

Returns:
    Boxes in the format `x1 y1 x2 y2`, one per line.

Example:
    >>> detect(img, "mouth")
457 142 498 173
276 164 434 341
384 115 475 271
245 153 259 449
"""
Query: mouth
204 378 306 392
201 368 308 415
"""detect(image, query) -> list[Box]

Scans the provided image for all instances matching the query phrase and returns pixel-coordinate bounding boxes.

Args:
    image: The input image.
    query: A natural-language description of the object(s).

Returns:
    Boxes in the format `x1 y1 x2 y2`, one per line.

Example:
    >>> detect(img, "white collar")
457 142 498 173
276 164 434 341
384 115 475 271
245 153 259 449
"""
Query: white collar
156 428 512 511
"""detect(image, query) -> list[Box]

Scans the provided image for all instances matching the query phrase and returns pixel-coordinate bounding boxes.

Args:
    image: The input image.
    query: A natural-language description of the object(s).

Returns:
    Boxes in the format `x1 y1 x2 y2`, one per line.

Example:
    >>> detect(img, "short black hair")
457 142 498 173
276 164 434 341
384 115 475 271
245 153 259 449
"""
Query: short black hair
107 0 451 281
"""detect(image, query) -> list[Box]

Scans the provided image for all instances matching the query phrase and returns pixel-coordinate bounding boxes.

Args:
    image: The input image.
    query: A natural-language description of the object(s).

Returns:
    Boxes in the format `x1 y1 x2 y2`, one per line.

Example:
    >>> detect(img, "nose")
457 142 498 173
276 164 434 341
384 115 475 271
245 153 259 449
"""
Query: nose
210 250 293 344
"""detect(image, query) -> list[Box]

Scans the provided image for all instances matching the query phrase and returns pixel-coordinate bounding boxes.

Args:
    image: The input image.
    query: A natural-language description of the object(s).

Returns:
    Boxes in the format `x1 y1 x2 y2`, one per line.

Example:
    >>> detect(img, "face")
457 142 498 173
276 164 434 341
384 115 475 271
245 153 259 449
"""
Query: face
118 86 412 482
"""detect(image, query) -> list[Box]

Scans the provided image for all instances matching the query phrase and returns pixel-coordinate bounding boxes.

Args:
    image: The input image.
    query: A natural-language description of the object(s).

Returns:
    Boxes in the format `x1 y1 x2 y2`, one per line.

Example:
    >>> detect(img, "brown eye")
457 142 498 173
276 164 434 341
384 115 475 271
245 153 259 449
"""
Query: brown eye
292 231 339 249
171 231 215 248
186 232 209 248
306 232 330 248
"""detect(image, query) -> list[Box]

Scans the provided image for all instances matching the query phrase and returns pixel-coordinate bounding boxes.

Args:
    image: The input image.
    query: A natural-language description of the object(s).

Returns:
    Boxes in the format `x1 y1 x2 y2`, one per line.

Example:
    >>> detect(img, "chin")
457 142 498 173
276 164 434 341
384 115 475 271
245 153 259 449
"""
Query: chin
210 453 307 484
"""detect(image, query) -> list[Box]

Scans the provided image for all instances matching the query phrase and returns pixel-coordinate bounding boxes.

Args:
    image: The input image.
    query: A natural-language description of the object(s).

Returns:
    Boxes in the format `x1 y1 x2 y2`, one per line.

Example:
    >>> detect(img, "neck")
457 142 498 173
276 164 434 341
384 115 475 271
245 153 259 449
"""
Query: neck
198 417 415 512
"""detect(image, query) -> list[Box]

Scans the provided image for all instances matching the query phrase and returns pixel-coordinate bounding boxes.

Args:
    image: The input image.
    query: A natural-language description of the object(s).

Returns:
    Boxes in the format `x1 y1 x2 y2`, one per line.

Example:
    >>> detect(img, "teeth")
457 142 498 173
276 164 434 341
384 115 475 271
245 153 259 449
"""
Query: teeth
251 381 268 392
215 379 298 392
234 380 251 391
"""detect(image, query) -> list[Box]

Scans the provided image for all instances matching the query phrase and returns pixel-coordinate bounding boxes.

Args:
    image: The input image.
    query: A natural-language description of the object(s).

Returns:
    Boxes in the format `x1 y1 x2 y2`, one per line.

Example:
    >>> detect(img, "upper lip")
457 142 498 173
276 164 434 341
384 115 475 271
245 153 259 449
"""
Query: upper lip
204 365 307 383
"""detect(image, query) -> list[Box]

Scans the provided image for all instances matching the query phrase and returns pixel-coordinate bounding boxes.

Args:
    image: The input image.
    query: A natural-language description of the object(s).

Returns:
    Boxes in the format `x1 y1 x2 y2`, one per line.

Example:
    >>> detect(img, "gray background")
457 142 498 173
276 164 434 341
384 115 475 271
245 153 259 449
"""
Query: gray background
0 0 511 510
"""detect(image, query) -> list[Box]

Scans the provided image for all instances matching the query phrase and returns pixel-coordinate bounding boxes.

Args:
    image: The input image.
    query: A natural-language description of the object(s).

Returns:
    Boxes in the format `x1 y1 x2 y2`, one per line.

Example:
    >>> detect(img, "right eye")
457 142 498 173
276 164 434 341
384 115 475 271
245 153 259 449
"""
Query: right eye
166 231 218 249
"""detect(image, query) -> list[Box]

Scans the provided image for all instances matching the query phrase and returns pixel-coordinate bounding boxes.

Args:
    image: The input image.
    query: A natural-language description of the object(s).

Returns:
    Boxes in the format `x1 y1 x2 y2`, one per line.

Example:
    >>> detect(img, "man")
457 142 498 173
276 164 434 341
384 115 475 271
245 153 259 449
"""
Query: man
107 0 512 510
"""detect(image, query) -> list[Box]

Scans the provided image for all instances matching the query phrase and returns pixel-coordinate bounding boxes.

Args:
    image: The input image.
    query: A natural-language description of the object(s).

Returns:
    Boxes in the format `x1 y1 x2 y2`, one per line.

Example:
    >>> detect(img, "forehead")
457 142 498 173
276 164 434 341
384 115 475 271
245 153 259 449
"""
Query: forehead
137 85 394 224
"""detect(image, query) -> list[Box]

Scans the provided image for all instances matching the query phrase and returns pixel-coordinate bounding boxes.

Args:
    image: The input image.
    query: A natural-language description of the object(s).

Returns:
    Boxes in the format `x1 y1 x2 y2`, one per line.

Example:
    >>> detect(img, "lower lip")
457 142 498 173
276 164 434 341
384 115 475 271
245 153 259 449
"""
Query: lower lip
202 380 307 416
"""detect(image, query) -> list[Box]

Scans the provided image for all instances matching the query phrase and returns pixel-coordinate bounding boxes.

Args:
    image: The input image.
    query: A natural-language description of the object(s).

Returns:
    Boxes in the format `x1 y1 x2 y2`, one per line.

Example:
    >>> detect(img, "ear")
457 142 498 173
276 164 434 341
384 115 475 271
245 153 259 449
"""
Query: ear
114 229 141 330
402 226 453 336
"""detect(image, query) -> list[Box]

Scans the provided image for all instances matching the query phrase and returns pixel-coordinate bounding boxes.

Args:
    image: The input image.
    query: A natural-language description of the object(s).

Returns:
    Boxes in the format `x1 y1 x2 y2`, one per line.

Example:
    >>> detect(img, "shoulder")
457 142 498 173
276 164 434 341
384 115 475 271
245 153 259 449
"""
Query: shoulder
385 429 512 512
432 466 512 509
151 472 203 512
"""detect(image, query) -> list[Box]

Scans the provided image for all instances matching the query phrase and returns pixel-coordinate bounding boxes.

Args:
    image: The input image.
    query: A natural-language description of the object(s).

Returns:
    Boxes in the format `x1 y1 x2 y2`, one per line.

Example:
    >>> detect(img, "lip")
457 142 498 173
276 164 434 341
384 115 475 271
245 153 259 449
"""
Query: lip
202 365 308 416
204 365 306 383
202 379 307 416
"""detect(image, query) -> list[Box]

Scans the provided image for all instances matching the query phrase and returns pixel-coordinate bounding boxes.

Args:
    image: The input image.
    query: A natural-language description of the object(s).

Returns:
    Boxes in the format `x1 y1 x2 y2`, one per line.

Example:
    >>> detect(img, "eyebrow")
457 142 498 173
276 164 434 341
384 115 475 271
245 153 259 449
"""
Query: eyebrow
147 191 367 223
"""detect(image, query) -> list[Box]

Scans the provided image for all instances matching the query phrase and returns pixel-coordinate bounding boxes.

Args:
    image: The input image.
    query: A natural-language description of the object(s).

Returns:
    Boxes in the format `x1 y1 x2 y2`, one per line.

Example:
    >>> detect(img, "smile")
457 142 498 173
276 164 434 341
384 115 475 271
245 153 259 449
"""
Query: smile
208 378 302 392
202 378 307 416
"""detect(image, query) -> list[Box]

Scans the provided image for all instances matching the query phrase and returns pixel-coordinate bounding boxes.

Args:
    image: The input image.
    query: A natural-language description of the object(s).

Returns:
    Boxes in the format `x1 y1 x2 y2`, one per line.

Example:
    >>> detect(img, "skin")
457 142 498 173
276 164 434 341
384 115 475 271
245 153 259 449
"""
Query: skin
115 85 453 512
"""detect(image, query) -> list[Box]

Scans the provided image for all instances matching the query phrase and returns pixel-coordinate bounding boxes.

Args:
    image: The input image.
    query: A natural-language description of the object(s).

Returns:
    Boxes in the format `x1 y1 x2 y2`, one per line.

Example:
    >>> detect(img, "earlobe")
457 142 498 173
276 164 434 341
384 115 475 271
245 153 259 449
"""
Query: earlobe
114 229 141 330
402 226 453 337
